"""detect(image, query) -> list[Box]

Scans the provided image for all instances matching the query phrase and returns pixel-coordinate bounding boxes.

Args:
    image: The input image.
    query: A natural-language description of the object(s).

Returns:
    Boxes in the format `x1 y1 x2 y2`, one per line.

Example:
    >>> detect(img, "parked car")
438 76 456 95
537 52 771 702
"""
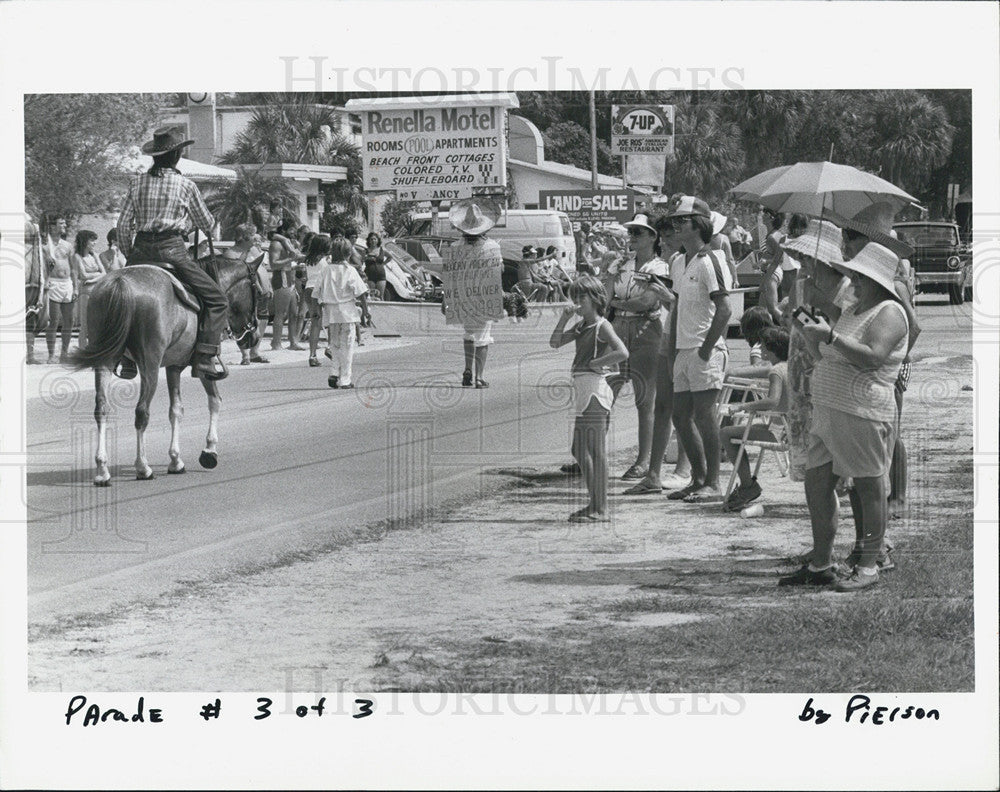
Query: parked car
354 241 430 302
398 208 578 271
892 221 972 305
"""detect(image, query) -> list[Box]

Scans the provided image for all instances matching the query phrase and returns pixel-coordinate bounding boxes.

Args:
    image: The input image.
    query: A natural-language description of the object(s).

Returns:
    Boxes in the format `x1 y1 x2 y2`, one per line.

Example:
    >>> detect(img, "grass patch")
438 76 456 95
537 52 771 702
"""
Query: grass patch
375 472 974 693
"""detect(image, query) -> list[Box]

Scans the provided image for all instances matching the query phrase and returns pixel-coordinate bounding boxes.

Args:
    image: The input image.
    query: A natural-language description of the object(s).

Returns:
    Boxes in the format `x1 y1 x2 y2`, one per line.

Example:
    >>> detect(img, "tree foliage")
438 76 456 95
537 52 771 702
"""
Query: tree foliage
380 200 416 237
513 90 971 217
24 93 164 221
204 168 297 239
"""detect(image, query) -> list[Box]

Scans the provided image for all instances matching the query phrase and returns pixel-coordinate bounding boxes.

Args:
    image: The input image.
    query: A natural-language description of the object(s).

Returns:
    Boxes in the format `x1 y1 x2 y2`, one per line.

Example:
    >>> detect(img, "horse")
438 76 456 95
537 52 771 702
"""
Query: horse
72 250 263 486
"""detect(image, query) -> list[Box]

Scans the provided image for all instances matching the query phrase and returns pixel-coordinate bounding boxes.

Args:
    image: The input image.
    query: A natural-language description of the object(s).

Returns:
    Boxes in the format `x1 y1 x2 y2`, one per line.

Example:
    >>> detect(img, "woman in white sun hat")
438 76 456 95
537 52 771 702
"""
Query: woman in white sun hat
782 241 908 593
601 212 671 480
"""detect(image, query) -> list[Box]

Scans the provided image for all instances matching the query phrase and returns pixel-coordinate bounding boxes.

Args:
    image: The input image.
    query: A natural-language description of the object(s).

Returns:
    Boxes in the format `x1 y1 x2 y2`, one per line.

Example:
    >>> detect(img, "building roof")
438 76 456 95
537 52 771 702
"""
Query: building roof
509 157 653 194
126 154 237 181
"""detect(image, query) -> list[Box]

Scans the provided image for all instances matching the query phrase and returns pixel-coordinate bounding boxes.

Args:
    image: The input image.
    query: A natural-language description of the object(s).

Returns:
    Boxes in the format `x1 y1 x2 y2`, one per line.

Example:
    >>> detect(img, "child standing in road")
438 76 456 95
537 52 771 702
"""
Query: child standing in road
312 236 370 390
550 276 629 522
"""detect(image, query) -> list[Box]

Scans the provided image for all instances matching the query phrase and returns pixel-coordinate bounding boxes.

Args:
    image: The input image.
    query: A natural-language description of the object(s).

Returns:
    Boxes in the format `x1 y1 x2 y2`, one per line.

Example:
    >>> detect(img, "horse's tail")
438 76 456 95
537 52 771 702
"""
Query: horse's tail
71 276 135 371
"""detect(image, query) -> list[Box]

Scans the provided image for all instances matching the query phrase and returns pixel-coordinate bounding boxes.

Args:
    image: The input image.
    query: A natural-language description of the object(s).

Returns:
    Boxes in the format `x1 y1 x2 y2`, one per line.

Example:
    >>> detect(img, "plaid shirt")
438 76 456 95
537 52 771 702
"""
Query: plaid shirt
117 169 214 253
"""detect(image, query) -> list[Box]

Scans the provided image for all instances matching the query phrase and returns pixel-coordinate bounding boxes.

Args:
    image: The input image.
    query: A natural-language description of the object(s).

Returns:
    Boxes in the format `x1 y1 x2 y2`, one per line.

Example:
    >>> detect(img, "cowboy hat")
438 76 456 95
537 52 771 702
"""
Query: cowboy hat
623 213 658 234
449 197 501 236
826 201 914 259
710 211 728 237
141 126 195 156
832 241 901 298
782 219 844 267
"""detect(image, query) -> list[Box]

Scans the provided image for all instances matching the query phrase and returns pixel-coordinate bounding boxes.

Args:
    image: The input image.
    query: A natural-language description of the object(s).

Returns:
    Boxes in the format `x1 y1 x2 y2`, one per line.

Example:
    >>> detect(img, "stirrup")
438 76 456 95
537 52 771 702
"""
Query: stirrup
191 353 228 381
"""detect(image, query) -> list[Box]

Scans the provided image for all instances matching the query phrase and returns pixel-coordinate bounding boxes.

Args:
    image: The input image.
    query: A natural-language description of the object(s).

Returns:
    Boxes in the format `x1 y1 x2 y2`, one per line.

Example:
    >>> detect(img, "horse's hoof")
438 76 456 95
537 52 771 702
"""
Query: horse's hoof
199 451 218 469
136 470 155 481
94 478 112 488
168 465 186 475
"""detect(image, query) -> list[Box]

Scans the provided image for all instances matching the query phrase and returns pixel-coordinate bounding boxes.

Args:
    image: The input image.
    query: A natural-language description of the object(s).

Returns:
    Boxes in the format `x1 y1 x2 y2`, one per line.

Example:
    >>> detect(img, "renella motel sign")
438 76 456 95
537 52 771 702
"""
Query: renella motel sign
345 93 518 202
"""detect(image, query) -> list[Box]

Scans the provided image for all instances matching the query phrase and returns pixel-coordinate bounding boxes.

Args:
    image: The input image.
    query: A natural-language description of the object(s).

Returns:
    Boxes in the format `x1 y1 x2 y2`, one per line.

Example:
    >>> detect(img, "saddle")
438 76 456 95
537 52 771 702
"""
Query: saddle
134 263 202 313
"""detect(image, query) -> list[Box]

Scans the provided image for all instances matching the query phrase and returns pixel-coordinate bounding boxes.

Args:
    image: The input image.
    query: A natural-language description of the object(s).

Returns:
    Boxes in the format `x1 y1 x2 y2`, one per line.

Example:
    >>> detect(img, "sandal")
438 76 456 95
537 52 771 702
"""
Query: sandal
683 487 723 504
667 483 700 500
622 480 662 495
568 508 610 523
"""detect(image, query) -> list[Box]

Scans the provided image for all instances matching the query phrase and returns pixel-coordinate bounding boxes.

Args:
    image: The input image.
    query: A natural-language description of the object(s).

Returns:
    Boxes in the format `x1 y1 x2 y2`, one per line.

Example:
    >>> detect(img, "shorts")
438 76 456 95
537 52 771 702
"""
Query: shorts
573 371 614 416
673 346 728 393
47 278 74 304
807 404 894 480
612 314 662 382
462 320 493 347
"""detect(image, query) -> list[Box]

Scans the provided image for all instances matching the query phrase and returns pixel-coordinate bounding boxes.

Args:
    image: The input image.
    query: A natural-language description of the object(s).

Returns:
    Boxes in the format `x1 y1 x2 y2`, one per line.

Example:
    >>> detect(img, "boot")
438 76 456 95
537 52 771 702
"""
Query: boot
191 352 228 381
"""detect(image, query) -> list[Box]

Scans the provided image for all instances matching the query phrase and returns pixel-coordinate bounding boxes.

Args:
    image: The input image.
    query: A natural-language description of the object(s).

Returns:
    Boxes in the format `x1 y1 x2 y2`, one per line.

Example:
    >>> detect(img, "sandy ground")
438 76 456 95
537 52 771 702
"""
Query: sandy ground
27 350 974 693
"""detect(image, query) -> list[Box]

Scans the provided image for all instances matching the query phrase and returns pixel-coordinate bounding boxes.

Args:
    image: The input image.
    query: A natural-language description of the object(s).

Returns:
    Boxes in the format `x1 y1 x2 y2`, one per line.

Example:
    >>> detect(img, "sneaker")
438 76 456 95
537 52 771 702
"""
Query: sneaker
843 545 895 573
560 461 581 475
723 478 763 511
308 356 320 367
660 472 691 491
621 464 648 481
778 564 839 587
835 568 879 592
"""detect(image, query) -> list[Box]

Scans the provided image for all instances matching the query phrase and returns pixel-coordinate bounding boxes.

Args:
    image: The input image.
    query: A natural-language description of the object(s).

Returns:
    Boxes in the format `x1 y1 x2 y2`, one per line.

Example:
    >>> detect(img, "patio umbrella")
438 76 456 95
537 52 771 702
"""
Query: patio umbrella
730 161 917 218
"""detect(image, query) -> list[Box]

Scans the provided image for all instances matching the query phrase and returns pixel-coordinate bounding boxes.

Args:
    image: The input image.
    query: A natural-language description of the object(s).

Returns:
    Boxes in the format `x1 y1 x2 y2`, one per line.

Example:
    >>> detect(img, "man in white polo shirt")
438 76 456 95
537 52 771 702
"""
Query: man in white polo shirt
664 196 732 503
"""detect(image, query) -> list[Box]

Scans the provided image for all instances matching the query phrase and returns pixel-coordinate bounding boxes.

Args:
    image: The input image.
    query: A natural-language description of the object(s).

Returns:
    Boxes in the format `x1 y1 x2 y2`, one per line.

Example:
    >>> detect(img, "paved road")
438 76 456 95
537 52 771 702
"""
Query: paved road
25 296 974 627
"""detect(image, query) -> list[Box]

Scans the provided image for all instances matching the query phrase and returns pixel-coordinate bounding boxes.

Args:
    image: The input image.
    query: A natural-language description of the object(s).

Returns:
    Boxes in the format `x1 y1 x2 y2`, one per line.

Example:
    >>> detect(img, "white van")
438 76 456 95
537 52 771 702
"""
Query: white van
408 209 578 271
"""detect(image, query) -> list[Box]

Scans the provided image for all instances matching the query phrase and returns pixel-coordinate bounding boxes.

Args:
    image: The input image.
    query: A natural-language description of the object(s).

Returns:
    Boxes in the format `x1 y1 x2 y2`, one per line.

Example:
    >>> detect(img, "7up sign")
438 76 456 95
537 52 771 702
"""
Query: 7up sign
611 105 675 155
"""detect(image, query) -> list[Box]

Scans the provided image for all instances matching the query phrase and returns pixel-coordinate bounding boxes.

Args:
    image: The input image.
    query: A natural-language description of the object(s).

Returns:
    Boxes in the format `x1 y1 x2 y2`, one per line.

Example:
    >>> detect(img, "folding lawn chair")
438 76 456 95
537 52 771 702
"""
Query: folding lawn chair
723 410 791 501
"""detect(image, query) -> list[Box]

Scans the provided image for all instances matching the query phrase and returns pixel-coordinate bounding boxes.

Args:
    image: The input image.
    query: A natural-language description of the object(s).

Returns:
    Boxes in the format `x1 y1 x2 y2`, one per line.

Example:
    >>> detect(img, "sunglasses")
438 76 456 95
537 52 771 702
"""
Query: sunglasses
627 227 648 236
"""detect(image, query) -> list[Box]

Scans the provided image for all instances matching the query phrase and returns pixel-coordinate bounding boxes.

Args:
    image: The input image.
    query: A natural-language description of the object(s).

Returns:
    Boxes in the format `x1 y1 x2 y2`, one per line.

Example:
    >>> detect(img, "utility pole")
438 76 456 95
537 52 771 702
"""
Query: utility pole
589 91 598 189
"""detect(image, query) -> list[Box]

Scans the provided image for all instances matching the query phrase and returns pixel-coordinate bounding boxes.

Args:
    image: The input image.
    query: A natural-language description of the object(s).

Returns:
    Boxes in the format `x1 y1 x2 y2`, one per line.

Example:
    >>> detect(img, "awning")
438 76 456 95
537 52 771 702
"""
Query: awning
125 154 237 181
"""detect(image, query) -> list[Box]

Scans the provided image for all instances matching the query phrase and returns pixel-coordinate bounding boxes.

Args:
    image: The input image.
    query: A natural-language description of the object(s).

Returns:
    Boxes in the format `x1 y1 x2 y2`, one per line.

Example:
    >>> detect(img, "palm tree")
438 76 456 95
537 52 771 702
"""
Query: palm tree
663 102 745 201
220 98 360 167
722 90 809 176
867 91 955 196
221 97 367 221
204 168 296 238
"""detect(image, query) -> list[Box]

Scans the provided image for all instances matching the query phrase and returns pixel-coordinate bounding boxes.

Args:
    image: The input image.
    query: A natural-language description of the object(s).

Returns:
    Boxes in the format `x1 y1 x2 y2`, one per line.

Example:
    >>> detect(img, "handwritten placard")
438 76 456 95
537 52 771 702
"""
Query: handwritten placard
441 239 504 326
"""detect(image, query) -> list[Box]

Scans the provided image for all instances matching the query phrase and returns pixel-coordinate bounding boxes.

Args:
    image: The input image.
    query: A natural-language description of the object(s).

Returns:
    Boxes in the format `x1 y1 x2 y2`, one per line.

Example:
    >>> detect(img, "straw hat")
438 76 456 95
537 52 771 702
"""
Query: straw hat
448 198 501 236
781 219 844 267
826 201 914 259
141 126 195 156
710 211 728 236
623 213 658 234
832 241 901 298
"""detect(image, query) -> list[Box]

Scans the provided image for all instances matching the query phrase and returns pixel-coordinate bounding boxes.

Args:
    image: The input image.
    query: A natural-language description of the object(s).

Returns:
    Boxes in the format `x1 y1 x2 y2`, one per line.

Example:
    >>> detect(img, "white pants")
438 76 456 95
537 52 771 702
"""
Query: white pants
328 322 356 385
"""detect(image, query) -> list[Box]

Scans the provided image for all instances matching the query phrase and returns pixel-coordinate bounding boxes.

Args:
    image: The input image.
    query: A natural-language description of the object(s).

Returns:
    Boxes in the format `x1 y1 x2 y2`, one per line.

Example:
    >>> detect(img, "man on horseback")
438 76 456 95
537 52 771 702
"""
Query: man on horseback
116 126 229 380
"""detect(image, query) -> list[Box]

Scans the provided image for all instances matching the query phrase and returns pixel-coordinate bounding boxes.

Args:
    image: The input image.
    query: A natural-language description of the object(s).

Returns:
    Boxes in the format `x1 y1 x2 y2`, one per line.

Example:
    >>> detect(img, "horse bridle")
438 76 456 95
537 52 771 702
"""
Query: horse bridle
197 230 260 347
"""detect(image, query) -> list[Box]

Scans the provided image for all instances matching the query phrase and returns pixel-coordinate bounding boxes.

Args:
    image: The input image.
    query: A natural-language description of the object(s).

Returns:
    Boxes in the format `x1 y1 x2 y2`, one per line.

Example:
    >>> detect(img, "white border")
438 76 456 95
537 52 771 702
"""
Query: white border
2 1 997 789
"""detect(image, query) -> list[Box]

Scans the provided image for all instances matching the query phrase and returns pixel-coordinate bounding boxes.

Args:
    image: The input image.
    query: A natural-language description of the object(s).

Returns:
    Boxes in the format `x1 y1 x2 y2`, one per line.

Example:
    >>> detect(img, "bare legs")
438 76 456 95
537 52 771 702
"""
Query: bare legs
45 300 75 361
672 388 722 495
571 402 610 517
